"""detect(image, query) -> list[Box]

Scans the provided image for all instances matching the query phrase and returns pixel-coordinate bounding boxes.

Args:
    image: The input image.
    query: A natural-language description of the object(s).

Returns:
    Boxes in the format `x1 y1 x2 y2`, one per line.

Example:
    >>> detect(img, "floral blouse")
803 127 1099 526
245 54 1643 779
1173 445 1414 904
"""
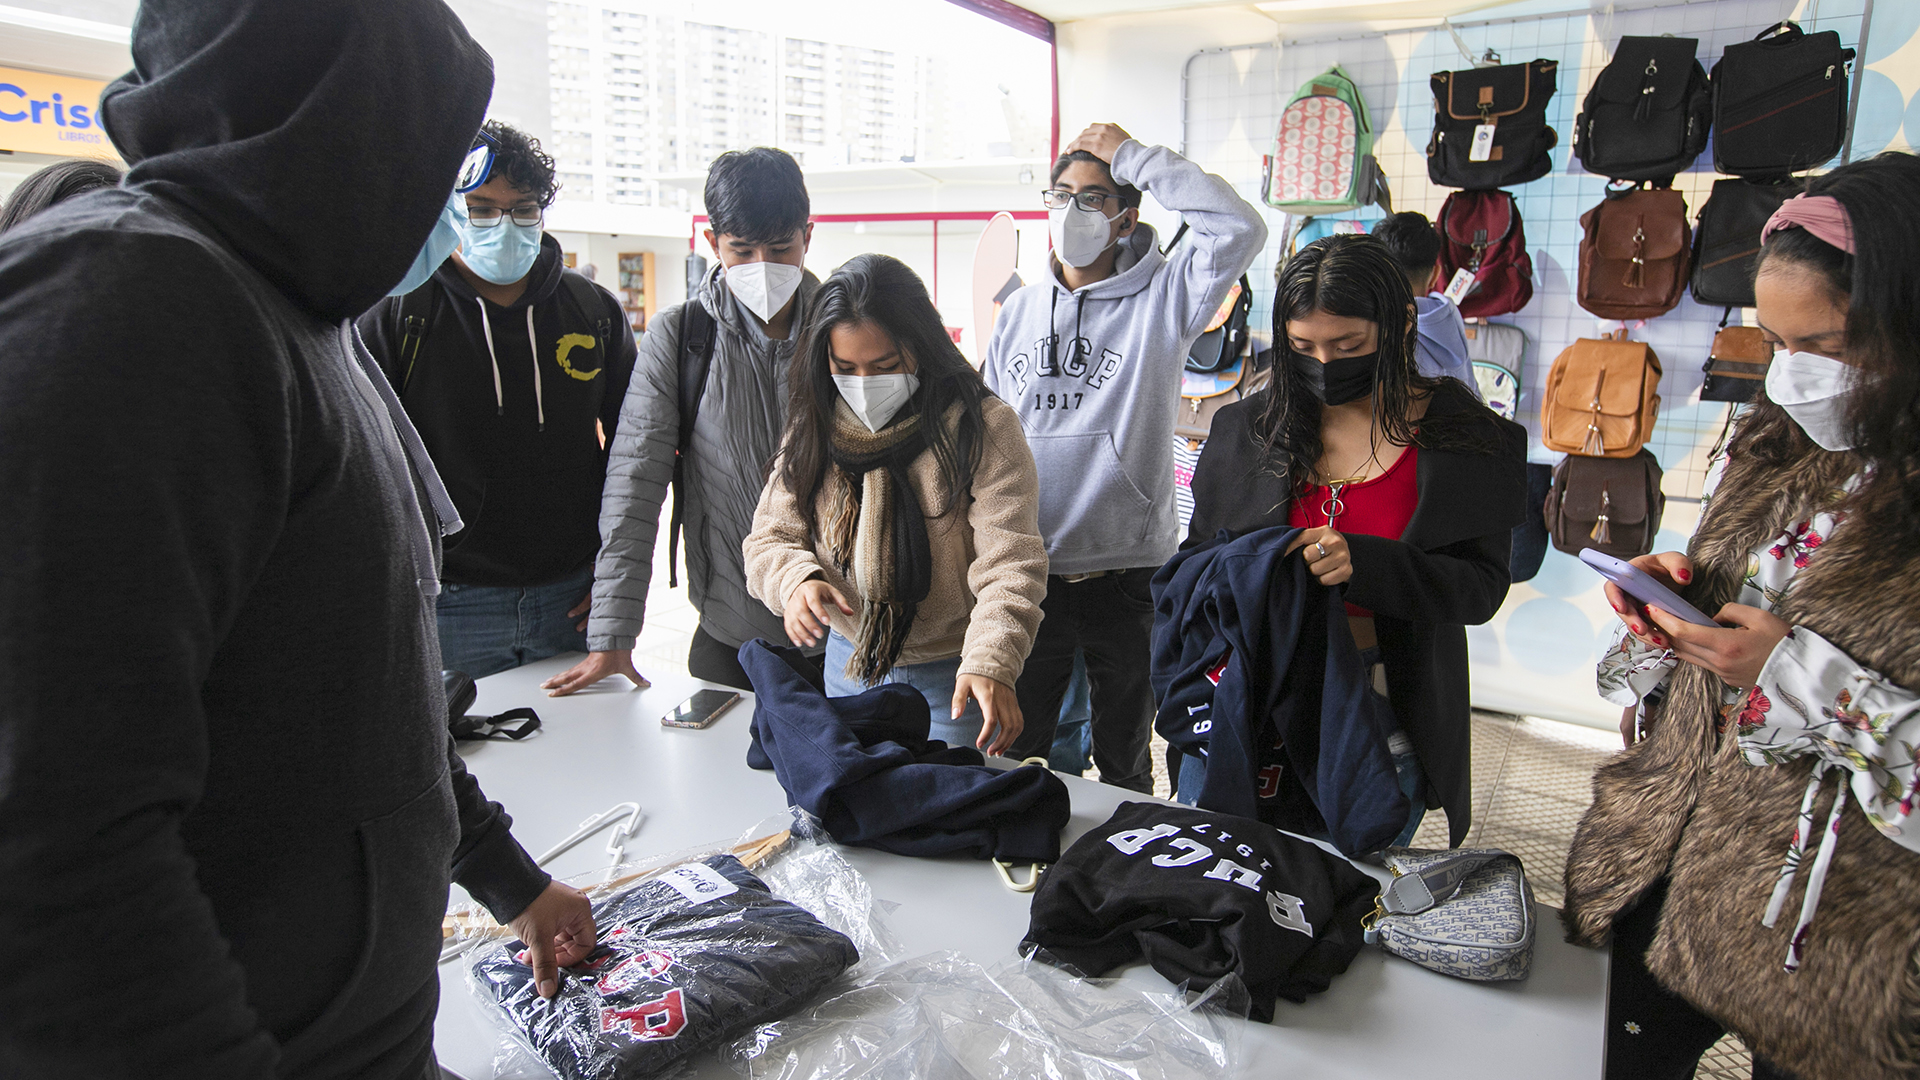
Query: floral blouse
1594 460 1920 971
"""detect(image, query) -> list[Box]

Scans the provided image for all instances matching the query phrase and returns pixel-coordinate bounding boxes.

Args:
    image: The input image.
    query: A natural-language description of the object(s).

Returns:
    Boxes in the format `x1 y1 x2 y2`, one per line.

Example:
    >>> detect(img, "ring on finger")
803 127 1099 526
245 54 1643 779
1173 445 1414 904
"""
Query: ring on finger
1315 540 1328 558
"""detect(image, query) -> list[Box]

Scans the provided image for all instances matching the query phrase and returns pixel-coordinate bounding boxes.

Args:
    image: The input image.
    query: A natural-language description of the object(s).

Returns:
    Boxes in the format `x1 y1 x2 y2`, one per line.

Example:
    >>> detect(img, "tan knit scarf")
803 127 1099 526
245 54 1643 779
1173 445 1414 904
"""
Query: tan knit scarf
823 403 932 685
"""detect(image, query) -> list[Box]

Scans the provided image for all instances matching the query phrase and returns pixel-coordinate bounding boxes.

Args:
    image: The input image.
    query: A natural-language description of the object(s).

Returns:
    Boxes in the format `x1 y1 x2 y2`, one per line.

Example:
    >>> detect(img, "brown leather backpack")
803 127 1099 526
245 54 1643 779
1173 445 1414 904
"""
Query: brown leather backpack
1545 450 1665 558
1541 331 1662 457
1577 185 1691 320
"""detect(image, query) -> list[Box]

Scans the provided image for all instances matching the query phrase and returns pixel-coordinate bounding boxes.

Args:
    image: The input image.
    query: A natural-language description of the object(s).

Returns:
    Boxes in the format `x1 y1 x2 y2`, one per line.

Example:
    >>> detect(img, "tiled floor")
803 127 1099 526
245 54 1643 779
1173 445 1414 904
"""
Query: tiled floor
633 549 1753 1078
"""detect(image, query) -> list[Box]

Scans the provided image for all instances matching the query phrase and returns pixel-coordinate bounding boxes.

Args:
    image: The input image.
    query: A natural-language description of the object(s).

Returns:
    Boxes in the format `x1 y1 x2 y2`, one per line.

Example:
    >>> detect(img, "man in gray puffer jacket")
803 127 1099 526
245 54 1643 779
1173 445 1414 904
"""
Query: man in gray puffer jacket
545 148 819 694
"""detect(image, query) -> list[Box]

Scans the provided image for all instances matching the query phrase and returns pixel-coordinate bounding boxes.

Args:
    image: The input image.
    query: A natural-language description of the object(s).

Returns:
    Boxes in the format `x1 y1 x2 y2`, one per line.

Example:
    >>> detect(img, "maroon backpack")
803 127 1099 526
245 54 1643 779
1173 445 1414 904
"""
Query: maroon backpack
1436 190 1534 318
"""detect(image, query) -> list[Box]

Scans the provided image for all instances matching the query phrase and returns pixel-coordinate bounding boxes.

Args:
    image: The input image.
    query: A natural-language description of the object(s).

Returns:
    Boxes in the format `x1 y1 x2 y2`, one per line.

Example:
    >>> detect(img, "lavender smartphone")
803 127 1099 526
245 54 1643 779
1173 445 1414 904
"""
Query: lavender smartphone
1578 548 1719 627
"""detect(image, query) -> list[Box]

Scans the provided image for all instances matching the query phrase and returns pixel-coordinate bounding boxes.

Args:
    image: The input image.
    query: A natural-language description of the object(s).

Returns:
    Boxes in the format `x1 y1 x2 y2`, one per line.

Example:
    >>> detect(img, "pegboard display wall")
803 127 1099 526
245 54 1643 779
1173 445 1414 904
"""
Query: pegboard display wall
1181 0 1872 501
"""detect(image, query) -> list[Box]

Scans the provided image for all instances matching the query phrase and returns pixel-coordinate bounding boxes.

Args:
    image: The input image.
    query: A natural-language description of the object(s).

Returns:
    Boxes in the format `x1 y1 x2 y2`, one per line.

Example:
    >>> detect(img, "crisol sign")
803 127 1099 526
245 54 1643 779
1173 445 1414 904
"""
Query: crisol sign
0 65 112 157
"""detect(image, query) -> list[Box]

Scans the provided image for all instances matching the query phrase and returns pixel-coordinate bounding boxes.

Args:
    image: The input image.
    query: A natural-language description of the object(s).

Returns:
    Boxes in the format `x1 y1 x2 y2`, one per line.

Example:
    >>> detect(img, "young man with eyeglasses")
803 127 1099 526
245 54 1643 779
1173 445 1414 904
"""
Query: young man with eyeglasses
982 123 1266 792
359 119 638 677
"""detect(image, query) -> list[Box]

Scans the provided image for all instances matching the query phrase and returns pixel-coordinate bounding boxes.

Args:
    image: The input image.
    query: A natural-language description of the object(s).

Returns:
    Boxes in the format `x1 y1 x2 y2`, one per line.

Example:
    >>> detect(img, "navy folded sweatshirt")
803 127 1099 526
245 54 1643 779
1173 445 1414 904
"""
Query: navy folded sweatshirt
740 641 1071 863
0 4 550 1078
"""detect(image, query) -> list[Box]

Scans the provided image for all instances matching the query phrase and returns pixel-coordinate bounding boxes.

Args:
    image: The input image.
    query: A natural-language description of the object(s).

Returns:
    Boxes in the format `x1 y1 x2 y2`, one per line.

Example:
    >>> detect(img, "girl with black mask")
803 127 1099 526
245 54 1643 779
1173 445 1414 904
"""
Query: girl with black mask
1183 234 1527 847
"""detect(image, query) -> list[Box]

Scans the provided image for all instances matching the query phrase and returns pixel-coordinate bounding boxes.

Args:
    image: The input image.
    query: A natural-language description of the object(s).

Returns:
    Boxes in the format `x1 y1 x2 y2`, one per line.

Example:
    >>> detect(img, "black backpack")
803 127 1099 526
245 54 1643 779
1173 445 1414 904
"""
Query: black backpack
1426 58 1559 190
1689 177 1805 308
1573 36 1711 182
1164 222 1252 375
665 300 717 588
1711 21 1855 177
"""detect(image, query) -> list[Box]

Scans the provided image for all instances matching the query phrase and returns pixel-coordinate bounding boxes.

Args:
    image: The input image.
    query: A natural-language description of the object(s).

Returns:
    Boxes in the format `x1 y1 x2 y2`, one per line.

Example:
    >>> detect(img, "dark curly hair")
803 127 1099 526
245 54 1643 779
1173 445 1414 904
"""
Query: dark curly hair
480 119 559 208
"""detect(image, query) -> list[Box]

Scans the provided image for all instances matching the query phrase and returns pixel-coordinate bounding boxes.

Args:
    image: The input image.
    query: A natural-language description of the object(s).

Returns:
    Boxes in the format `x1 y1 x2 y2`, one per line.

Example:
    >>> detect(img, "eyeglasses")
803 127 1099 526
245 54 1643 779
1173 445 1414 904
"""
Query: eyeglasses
1042 188 1119 213
466 205 544 229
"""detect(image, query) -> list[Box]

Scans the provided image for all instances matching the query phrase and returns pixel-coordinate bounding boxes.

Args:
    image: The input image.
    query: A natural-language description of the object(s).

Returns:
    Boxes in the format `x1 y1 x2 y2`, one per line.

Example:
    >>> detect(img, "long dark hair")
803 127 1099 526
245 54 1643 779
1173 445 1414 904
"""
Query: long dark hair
0 158 121 233
1750 151 1920 534
1251 233 1492 490
778 253 987 525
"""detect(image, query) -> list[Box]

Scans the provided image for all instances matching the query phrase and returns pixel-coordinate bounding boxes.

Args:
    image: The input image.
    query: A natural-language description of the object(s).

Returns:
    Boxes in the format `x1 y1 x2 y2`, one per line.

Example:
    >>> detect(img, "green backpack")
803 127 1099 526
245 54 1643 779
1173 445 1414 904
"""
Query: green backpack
1261 66 1385 216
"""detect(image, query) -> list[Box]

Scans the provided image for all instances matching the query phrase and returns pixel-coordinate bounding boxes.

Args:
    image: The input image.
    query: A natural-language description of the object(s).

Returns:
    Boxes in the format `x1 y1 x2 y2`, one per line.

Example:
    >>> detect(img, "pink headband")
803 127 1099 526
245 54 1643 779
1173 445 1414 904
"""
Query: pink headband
1761 193 1855 255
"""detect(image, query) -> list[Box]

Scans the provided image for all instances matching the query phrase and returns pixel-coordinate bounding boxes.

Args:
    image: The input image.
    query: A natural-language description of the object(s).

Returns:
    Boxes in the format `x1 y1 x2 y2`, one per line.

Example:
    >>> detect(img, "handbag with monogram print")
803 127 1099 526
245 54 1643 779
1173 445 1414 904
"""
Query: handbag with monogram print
1362 847 1534 981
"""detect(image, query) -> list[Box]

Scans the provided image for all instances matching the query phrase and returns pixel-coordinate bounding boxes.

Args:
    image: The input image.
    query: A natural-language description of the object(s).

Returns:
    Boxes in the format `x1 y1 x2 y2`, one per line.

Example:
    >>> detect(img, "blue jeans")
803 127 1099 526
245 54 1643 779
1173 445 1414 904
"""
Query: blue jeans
436 565 592 679
1176 647 1427 847
823 632 983 749
1047 649 1093 773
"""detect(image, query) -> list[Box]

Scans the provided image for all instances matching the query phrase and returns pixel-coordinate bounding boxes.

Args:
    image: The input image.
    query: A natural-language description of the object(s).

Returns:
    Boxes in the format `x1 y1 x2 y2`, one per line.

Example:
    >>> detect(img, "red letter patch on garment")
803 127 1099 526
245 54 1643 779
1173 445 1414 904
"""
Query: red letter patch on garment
599 988 687 1041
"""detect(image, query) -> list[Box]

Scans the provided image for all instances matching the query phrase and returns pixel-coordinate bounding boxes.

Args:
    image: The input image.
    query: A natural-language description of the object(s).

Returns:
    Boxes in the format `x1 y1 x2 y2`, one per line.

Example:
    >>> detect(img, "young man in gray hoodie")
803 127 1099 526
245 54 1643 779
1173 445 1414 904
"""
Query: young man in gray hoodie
983 123 1267 792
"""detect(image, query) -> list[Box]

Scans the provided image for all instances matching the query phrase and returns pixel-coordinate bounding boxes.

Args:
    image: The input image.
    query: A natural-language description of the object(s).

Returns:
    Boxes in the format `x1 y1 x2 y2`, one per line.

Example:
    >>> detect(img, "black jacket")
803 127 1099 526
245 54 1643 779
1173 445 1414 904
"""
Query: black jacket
0 4 549 1078
1185 383 1526 846
358 236 638 587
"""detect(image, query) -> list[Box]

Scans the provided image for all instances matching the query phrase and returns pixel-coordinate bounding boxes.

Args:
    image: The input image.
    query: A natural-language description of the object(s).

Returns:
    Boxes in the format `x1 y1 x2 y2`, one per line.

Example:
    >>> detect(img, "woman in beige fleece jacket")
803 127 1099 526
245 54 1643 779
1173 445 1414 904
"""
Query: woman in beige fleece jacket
744 254 1046 755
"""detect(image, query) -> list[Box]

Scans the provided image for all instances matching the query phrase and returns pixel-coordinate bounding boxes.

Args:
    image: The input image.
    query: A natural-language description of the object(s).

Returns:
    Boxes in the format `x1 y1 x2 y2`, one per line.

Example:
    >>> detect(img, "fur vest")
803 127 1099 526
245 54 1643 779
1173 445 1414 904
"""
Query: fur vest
1561 405 1920 1080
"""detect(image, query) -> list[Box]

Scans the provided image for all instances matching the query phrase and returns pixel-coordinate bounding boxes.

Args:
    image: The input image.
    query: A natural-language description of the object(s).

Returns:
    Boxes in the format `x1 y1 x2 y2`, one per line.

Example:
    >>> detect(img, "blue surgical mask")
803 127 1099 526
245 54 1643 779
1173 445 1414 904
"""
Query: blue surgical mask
458 214 544 286
389 190 466 297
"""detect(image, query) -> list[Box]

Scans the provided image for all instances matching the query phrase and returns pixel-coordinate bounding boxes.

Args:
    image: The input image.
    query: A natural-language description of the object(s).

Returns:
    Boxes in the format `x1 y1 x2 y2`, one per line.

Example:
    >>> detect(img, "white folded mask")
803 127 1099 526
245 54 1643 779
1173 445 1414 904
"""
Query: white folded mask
1766 349 1859 451
726 260 804 324
833 372 920 433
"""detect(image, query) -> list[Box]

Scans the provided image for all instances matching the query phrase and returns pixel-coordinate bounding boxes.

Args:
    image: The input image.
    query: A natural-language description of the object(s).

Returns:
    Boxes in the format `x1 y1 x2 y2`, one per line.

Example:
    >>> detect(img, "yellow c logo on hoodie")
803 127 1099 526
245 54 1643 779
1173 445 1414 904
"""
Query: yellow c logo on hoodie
554 333 602 381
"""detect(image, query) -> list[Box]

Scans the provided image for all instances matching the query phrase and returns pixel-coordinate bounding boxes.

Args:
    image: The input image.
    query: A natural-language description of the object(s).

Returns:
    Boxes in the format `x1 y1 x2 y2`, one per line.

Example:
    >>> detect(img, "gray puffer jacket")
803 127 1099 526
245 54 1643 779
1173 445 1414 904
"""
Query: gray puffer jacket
587 264 819 653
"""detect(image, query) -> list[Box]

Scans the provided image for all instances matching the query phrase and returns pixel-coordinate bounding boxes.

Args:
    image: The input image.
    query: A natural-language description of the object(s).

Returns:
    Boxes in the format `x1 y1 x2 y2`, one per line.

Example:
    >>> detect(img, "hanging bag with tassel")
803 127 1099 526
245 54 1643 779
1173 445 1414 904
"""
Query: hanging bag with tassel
1544 449 1665 559
1540 330 1662 457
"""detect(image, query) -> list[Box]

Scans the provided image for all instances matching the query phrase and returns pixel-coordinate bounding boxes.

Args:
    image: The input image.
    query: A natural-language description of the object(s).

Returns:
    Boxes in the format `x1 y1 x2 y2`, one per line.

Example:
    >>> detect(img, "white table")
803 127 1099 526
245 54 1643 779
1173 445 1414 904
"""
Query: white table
434 655 1608 1079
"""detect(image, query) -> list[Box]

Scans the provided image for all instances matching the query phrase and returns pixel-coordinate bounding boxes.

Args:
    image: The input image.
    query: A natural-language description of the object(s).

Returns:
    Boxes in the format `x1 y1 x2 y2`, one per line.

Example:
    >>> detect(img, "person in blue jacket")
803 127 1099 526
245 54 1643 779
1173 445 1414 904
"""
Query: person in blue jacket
1371 211 1479 399
1183 234 1526 847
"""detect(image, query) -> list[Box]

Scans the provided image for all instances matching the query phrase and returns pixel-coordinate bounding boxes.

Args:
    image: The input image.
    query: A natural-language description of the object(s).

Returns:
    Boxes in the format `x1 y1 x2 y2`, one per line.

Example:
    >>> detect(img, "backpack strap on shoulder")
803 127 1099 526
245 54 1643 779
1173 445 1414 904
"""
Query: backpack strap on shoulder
558 272 616 356
667 301 718 589
394 285 438 396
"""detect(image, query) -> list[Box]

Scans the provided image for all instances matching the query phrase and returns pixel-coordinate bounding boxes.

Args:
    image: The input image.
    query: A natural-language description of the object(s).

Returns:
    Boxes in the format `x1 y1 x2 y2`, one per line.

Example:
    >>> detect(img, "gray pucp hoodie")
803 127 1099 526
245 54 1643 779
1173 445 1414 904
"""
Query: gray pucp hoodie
982 140 1268 576
589 263 819 653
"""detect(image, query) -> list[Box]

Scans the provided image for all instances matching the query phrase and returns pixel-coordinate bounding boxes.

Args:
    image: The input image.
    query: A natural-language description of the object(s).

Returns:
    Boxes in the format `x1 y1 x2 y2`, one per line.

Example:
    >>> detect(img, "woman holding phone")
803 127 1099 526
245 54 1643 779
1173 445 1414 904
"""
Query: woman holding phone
1182 234 1526 848
743 254 1046 756
1567 153 1920 1080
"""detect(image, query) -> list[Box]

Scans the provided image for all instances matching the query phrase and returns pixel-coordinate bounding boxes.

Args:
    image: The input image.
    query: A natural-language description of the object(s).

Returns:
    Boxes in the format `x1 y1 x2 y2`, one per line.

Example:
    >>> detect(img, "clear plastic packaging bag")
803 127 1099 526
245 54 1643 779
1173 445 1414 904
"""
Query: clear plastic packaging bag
461 809 900 1080
726 950 1249 1080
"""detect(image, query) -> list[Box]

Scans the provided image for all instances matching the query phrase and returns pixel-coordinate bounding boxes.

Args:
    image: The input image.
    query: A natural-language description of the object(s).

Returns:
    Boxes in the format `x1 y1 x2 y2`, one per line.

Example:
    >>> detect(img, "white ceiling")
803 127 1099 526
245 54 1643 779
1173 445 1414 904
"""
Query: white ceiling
1017 0 1515 28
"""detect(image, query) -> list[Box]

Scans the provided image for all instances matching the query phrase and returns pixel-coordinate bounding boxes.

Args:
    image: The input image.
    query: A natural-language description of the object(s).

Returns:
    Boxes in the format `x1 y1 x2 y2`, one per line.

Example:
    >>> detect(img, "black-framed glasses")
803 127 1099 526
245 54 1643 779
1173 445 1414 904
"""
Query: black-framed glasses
466 205 543 229
1042 188 1118 213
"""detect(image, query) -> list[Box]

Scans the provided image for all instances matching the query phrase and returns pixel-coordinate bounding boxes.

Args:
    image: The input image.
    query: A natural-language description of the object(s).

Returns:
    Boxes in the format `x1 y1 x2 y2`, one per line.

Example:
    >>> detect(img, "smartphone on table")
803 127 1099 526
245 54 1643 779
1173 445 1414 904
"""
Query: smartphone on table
661 689 741 729
1578 548 1720 627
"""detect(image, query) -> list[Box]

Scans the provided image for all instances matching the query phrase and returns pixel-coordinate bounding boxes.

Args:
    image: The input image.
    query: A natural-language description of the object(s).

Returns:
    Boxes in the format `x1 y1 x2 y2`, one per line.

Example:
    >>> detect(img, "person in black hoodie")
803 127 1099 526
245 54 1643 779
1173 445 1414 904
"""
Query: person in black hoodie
360 120 638 678
1183 234 1526 848
0 3 593 1078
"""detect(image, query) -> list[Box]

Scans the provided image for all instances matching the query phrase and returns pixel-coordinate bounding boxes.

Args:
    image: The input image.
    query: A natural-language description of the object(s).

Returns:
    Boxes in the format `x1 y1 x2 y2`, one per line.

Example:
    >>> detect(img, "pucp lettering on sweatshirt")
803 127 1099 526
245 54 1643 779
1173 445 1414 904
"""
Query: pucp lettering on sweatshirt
1003 333 1126 399
1103 819 1316 937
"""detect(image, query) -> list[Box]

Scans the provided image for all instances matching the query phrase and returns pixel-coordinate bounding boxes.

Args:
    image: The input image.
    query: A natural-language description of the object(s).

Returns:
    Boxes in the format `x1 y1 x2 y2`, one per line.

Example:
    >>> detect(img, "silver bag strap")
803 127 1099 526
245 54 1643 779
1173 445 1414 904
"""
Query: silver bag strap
1378 850 1512 916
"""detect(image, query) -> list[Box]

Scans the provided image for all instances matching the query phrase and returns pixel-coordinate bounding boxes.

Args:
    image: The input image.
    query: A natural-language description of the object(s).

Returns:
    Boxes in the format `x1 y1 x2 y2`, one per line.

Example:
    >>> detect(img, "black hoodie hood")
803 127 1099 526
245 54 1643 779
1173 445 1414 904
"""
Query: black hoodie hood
100 0 494 322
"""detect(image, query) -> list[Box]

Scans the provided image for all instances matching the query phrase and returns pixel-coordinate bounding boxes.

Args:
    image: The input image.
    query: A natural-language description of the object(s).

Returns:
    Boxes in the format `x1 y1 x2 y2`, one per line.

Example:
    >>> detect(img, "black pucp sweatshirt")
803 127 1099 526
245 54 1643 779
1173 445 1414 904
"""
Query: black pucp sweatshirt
0 3 551 1079
359 237 638 587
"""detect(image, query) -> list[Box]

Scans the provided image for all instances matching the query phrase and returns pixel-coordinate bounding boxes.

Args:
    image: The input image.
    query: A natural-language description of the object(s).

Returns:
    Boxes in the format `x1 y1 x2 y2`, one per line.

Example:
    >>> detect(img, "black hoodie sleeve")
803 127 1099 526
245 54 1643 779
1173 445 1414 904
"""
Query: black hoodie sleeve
1342 529 1513 625
0 226 289 1078
446 736 551 920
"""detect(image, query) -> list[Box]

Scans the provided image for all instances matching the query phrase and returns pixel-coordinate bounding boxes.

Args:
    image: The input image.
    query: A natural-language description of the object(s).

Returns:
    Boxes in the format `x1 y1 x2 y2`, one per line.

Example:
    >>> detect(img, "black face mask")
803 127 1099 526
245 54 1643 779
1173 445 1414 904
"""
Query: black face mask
1288 348 1379 406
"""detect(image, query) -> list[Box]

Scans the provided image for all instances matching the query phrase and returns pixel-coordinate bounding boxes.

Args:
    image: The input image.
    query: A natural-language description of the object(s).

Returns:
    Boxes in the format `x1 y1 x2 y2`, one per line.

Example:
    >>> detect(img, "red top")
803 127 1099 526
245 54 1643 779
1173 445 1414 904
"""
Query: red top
1289 445 1420 617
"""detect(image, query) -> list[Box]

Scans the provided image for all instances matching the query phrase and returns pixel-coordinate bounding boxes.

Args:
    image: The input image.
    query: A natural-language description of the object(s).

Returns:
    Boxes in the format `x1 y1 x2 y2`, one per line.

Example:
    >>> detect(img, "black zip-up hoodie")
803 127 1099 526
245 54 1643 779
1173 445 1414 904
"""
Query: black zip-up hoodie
0 3 551 1078
359 235 637 587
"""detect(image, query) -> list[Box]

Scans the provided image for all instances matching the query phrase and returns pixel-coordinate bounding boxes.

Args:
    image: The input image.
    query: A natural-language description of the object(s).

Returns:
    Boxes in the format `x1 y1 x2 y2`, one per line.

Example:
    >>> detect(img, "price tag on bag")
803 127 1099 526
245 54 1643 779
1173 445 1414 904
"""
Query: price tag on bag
1469 122 1497 162
1442 268 1477 305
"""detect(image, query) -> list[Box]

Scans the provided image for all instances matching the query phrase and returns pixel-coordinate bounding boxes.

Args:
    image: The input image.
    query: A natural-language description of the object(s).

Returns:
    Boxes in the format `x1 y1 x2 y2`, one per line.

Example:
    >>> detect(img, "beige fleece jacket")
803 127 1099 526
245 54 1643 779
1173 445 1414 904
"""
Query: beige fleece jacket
743 395 1047 687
